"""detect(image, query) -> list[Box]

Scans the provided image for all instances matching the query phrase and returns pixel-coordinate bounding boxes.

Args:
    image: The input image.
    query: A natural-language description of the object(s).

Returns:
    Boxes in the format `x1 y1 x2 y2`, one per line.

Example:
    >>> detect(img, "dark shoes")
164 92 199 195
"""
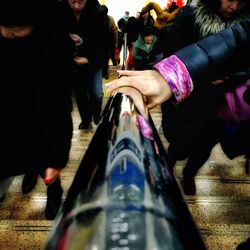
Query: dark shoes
236 238 250 250
78 122 93 130
0 195 6 202
93 114 100 125
22 173 39 194
45 177 63 220
182 174 196 195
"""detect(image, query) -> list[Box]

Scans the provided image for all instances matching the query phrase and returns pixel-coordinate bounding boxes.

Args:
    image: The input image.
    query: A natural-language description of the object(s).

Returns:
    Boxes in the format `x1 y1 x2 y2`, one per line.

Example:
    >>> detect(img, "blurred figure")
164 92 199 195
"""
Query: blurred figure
137 10 155 33
61 0 109 129
168 1 179 13
0 0 74 220
123 11 130 22
107 17 250 196
123 16 141 69
101 4 119 79
140 2 180 30
157 0 250 195
132 26 158 70
117 11 131 63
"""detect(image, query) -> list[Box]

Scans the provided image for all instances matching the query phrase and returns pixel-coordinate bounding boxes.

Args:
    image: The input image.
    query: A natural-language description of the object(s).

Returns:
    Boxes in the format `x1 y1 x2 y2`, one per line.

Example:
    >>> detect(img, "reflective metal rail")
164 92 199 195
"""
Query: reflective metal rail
45 89 206 250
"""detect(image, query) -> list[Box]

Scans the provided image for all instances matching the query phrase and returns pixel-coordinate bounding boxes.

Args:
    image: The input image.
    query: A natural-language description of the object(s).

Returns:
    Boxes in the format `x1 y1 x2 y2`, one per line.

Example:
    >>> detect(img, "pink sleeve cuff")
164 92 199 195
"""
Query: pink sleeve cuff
154 55 193 103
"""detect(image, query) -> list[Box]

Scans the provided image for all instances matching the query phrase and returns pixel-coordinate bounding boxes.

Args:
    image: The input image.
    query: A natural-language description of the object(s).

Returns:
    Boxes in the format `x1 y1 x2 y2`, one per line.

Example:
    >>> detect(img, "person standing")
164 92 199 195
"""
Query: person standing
0 0 74 220
132 26 158 70
137 10 155 33
61 0 110 129
101 4 119 79
157 0 250 195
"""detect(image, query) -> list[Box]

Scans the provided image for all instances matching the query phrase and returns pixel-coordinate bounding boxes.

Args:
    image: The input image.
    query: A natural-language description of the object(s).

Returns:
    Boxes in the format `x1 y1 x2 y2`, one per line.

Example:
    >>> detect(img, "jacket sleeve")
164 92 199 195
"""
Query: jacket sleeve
141 2 180 29
37 13 74 169
175 19 250 86
154 19 250 102
83 6 110 69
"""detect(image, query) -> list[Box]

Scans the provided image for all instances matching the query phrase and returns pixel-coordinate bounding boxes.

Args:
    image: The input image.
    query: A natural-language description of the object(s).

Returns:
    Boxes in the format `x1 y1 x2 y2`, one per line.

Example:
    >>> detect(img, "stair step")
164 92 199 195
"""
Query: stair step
185 196 250 224
0 220 249 250
175 177 250 198
199 223 250 250
0 220 52 250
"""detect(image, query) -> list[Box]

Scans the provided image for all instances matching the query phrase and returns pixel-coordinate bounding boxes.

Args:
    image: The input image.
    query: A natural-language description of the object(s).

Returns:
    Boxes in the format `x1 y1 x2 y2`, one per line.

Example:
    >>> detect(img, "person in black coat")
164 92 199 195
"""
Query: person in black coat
153 0 250 194
0 0 75 219
61 0 110 129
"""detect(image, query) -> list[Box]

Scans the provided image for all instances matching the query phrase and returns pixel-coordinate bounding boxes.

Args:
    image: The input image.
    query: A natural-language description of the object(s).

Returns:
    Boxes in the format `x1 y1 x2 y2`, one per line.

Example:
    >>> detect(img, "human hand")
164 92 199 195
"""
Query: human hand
74 56 89 65
69 33 83 46
43 167 61 185
106 70 173 109
111 86 148 119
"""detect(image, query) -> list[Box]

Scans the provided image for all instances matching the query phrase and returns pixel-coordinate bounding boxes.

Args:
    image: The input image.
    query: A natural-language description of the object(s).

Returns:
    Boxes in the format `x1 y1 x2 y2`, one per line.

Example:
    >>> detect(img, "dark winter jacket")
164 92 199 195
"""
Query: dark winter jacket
132 35 158 70
159 0 250 148
174 18 250 158
0 1 74 179
176 20 250 86
61 0 110 71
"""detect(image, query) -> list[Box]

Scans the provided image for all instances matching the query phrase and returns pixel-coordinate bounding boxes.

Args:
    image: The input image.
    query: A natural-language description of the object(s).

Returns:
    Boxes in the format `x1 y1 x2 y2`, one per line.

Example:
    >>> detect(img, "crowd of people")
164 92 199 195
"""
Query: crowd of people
0 1 249 248
107 0 250 196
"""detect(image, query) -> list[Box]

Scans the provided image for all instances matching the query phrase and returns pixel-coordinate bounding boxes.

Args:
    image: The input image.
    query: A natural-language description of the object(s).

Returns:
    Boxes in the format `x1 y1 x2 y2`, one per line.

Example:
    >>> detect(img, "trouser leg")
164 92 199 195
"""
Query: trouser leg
45 177 63 220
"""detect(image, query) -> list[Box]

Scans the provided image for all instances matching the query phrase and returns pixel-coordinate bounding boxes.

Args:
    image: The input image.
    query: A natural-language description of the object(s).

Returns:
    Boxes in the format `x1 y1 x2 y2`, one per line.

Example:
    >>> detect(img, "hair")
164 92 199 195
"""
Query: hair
0 0 56 25
199 0 221 11
200 0 250 14
101 4 108 14
140 26 154 38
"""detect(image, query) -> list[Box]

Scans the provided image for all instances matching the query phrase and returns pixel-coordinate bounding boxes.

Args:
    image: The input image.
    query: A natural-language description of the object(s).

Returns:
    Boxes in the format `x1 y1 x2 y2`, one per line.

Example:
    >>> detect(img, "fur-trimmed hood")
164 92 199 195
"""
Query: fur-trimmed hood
193 0 250 38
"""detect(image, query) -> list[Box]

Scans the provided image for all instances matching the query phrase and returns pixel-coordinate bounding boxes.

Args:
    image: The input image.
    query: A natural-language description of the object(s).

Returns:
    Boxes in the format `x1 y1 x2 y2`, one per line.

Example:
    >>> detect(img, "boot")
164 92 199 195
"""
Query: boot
93 98 102 125
236 238 250 250
22 172 39 194
182 173 196 195
45 177 63 220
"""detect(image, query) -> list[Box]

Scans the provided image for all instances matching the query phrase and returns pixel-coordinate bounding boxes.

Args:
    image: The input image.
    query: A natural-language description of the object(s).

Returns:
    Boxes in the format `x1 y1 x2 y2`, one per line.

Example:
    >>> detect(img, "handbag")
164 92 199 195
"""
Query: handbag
217 79 250 123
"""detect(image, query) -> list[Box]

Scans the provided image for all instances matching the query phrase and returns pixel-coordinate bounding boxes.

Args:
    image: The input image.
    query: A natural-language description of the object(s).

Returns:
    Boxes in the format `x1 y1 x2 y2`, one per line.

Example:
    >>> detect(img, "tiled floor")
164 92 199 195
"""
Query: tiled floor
0 66 249 250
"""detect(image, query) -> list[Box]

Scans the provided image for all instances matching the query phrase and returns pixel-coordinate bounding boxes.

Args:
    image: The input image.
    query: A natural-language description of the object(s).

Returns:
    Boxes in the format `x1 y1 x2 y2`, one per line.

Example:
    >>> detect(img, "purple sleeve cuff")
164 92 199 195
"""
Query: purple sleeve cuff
154 55 193 103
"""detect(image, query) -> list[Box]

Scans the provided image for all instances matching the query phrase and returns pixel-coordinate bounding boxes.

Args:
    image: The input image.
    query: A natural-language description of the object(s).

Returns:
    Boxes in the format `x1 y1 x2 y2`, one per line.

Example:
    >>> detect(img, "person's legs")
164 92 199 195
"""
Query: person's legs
110 46 117 66
0 177 14 201
22 171 39 194
89 68 103 125
182 132 219 195
73 71 92 129
103 52 110 79
21 169 63 220
45 176 63 220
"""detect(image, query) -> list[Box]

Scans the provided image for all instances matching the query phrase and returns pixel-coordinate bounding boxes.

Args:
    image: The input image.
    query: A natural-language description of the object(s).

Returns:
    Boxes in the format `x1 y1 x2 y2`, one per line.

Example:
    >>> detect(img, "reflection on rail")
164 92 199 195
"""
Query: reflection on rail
45 92 206 250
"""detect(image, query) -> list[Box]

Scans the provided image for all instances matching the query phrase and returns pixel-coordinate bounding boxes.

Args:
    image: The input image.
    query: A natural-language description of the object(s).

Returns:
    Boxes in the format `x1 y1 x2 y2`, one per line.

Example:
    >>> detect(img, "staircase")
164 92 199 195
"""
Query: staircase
0 66 249 250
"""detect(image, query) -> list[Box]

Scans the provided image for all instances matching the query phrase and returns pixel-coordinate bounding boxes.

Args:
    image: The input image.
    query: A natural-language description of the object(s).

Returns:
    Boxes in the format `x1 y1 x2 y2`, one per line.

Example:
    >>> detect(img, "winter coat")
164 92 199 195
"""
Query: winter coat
133 35 158 70
61 0 110 71
0 2 74 179
174 18 250 158
107 15 118 49
159 0 250 150
175 20 250 86
137 14 155 34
